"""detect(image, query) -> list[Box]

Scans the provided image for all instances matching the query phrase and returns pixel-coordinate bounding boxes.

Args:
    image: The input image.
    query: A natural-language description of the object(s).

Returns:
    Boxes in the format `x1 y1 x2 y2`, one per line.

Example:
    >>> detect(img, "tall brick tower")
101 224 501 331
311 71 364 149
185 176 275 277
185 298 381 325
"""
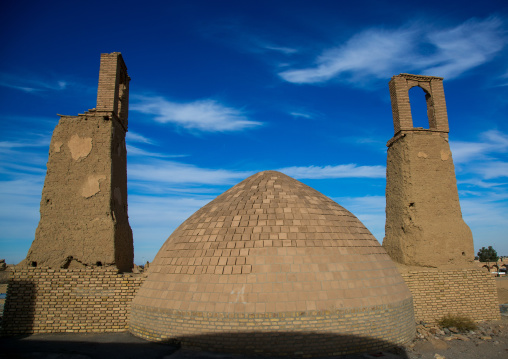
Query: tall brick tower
383 73 474 267
25 53 133 272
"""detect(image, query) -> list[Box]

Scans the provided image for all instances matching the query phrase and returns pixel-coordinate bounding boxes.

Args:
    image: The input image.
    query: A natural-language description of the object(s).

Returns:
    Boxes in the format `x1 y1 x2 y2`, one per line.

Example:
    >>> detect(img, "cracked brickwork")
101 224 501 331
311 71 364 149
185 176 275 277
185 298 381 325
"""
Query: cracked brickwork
24 53 133 272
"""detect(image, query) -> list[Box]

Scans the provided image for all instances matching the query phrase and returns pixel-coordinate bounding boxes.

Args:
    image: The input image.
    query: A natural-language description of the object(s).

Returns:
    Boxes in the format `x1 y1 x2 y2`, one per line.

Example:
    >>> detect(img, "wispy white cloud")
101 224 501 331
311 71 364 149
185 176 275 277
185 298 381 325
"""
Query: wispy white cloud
289 112 313 119
0 115 60 128
203 21 299 56
0 163 46 176
131 96 262 132
286 106 323 120
0 137 50 149
451 141 493 164
457 178 507 189
280 27 416 84
0 177 44 224
451 130 508 182
126 131 187 158
260 43 298 55
476 161 508 179
346 136 386 148
126 131 155 145
451 130 508 164
129 159 253 187
279 16 506 85
0 73 68 93
0 135 50 176
450 130 508 217
126 145 187 159
0 83 40 93
128 159 386 196
278 164 385 179
423 18 505 79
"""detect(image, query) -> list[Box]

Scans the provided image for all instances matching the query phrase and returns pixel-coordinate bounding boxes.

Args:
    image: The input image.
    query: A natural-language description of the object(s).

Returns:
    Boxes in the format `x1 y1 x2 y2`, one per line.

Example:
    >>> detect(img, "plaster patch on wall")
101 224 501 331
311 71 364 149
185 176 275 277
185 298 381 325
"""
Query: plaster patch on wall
114 187 123 206
81 175 106 198
440 150 450 161
417 152 428 159
53 141 63 153
68 135 92 161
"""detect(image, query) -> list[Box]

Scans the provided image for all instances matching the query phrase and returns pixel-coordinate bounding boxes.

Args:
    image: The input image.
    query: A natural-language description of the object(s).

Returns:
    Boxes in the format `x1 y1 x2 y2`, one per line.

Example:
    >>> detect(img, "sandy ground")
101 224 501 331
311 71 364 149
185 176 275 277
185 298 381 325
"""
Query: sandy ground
0 319 507 359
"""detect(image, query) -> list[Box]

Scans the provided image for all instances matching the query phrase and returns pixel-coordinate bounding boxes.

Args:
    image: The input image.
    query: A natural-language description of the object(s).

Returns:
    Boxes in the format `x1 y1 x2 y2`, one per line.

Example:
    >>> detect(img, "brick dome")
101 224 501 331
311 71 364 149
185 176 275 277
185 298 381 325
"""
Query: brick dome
129 171 415 356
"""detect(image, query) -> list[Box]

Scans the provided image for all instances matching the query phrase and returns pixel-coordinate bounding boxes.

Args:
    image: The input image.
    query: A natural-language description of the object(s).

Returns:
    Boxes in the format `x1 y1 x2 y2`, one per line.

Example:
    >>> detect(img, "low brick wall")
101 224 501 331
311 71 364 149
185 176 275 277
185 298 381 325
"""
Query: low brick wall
1 267 144 334
2 267 501 338
400 268 500 323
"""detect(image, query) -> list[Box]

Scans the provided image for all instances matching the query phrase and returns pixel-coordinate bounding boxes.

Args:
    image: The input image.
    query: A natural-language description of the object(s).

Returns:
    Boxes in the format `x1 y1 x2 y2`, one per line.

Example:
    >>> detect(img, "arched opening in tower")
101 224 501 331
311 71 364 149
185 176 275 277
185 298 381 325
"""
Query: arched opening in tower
408 86 431 129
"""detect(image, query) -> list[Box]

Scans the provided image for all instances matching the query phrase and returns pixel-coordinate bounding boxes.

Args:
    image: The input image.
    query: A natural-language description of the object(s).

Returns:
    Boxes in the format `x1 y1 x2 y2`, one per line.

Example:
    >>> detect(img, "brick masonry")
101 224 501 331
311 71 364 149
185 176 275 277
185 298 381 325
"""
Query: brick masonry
130 298 415 357
1 268 143 334
1 267 499 339
128 171 416 355
400 268 500 323
388 73 449 134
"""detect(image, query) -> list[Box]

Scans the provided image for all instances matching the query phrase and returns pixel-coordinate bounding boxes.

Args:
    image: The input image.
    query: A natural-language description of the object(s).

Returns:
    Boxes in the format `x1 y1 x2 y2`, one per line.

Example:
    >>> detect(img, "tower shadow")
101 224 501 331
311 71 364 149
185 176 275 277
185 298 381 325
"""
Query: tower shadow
164 331 410 358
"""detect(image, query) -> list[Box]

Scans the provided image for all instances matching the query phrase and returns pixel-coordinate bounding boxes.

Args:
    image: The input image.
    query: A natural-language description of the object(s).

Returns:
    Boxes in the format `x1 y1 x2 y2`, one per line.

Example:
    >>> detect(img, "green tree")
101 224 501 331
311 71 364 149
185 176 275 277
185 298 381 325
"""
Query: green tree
477 246 499 263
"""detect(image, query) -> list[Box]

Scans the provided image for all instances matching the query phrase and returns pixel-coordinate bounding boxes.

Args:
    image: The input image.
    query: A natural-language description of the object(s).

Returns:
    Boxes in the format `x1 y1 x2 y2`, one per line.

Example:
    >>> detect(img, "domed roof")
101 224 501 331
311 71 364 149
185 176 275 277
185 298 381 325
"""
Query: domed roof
130 171 414 356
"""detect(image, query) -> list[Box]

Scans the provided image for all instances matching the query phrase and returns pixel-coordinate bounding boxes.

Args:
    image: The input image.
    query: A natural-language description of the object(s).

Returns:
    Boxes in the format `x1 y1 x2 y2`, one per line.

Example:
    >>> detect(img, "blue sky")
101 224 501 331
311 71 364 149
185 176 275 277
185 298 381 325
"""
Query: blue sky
1 0 507 264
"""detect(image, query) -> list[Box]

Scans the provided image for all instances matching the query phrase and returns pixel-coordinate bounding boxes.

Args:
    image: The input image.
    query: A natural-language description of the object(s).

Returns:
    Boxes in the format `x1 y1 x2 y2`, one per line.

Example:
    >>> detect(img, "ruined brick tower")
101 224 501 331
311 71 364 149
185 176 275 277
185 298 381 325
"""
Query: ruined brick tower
25 52 133 272
383 73 474 267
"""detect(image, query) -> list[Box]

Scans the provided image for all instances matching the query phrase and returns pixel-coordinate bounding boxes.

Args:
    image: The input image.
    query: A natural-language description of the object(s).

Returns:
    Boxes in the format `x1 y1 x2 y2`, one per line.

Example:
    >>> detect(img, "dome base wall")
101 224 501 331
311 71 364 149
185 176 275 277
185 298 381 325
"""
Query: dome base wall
129 297 415 357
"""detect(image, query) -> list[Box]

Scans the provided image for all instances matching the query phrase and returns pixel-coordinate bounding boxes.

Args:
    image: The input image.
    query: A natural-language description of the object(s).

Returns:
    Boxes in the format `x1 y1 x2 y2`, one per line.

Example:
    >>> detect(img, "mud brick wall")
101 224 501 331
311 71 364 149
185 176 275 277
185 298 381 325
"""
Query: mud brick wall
401 268 500 324
384 131 475 267
24 52 133 272
1 268 144 334
384 73 474 268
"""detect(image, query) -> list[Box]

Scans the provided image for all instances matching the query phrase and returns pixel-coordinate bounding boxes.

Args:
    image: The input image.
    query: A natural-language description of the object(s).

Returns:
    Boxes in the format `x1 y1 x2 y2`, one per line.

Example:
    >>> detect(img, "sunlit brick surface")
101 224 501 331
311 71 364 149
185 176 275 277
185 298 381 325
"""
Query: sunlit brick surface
129 171 415 355
401 268 500 323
